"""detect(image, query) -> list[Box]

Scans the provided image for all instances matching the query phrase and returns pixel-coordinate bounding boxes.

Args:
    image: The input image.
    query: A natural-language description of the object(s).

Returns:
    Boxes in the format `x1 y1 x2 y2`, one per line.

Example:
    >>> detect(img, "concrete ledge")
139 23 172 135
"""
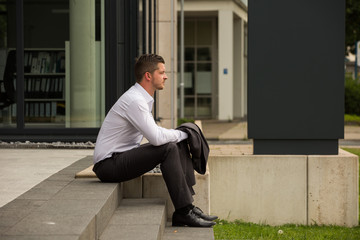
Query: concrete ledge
0 156 122 239
208 147 359 227
209 154 307 225
124 171 210 220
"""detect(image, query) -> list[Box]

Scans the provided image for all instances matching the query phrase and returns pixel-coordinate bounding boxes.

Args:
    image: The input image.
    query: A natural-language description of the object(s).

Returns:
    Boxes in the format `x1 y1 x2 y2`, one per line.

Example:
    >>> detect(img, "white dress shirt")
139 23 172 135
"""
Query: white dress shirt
93 83 188 164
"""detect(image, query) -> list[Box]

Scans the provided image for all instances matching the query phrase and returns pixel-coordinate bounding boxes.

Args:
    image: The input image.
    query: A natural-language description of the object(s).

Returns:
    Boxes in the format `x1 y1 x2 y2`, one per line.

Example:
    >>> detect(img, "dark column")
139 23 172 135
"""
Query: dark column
105 0 137 113
248 0 345 155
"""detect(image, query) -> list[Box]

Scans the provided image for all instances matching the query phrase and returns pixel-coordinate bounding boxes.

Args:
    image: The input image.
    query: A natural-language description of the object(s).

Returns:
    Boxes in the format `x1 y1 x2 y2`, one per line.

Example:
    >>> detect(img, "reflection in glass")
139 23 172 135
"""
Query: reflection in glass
23 0 69 128
0 1 16 128
197 47 211 61
184 63 194 95
185 47 194 61
184 97 194 116
197 97 211 117
196 63 211 94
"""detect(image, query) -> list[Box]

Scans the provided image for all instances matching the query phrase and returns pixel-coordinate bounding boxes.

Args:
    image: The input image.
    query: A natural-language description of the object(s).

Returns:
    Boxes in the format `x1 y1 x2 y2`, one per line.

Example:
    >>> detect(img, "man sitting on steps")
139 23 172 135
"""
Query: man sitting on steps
93 54 217 227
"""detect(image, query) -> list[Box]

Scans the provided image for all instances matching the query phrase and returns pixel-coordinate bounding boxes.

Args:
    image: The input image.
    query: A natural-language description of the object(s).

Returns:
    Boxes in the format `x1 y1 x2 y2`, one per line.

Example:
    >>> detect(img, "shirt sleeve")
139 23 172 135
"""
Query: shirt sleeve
124 99 188 146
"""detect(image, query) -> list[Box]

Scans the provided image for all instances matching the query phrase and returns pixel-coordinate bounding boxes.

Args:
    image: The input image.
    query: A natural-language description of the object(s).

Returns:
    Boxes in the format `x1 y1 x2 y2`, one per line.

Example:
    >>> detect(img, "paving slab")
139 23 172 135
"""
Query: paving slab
0 149 94 208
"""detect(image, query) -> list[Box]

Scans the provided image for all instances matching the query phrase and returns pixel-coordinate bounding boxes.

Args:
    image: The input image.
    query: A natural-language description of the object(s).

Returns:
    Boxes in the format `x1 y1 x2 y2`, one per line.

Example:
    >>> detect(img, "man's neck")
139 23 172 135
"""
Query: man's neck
139 81 155 96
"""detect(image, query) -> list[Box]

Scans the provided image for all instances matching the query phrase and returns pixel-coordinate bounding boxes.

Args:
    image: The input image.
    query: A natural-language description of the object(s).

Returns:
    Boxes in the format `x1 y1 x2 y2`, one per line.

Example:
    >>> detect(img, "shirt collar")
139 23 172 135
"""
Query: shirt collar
134 83 154 110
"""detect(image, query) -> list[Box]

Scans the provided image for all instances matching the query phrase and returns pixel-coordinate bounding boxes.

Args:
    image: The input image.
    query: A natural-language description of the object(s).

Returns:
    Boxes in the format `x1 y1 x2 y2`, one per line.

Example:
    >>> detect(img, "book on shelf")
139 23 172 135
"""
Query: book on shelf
23 50 65 74
25 101 60 120
24 76 65 99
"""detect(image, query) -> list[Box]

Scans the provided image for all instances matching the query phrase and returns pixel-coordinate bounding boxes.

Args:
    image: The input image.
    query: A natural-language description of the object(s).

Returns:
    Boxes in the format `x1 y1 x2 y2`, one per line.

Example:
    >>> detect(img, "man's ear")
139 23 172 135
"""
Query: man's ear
145 72 152 81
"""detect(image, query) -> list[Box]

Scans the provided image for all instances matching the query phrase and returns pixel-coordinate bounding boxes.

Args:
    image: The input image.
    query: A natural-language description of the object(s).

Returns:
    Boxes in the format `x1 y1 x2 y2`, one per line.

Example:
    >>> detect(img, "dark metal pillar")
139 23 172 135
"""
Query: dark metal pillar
248 0 345 154
105 0 138 113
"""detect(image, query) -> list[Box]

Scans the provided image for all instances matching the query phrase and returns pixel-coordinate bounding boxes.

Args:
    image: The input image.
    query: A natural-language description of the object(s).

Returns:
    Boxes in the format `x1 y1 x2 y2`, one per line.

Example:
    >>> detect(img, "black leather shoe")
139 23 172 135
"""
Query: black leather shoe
192 206 218 221
172 210 216 227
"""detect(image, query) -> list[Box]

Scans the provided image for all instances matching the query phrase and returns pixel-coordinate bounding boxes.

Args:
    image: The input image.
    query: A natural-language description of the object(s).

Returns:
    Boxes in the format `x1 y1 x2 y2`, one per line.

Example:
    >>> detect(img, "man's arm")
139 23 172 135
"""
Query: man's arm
125 100 187 146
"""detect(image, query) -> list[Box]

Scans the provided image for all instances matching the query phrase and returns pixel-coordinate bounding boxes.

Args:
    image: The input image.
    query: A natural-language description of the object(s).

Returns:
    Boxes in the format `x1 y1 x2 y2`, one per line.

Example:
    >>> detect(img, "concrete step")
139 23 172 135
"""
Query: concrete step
99 198 167 240
163 222 215 240
0 156 122 240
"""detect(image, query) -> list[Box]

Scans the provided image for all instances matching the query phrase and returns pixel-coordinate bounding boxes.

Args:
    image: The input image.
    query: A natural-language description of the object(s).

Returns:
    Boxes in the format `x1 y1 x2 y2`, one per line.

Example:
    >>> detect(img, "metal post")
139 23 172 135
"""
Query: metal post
148 0 152 53
180 0 184 119
170 0 174 127
16 0 24 129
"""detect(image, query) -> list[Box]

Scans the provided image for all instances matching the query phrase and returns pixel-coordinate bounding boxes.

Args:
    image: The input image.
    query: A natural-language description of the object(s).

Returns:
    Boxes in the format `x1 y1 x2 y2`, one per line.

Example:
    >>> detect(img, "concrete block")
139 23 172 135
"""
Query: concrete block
142 173 174 219
142 172 210 219
193 171 211 215
100 199 166 240
95 183 122 239
106 199 166 225
209 155 307 225
123 177 142 198
308 149 359 227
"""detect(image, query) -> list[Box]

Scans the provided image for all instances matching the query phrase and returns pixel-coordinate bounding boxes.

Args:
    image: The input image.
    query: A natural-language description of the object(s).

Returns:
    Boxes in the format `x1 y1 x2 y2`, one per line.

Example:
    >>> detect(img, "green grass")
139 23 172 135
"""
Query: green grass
345 114 360 125
213 148 360 240
214 220 360 240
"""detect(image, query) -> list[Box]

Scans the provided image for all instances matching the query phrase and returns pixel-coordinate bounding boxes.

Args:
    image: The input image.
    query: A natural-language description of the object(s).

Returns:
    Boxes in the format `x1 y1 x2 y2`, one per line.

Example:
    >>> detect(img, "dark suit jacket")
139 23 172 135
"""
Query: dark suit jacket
177 122 210 175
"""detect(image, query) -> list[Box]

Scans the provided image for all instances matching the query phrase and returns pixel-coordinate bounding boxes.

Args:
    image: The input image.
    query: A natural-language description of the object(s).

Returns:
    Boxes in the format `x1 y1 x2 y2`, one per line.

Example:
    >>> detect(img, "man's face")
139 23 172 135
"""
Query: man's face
150 63 167 90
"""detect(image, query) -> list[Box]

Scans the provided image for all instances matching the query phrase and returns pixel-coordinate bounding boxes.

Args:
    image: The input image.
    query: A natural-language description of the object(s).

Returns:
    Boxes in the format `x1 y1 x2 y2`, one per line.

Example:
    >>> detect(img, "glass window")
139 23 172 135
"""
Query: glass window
197 21 212 45
21 0 103 128
197 47 211 61
197 97 211 117
178 18 215 119
0 0 16 128
196 63 212 94
184 21 195 45
185 47 195 61
184 97 194 116
184 63 195 95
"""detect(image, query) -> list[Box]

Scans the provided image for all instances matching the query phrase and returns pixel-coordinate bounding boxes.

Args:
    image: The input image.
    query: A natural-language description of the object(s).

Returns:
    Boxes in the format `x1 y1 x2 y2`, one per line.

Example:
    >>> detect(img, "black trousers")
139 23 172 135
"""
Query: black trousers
93 142 195 210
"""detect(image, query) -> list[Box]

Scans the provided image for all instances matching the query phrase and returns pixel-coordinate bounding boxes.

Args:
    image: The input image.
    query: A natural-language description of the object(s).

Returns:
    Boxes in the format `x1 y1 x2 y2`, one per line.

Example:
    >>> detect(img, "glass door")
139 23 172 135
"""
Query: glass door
179 18 216 119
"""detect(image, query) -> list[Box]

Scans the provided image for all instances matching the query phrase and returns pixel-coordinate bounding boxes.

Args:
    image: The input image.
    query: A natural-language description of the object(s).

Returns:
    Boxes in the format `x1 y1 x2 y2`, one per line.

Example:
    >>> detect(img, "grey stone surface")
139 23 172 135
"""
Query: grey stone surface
0 199 46 229
0 235 80 240
0 149 93 208
110 199 166 225
163 222 214 240
123 177 142 198
100 225 160 240
4 210 96 236
95 183 122 239
17 180 70 201
52 179 117 200
100 198 166 240
0 157 122 239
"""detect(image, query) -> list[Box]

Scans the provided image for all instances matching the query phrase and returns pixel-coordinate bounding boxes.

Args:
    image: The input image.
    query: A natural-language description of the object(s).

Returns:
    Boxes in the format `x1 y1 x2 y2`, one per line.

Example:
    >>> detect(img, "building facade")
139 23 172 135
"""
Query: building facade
0 0 247 141
175 0 248 121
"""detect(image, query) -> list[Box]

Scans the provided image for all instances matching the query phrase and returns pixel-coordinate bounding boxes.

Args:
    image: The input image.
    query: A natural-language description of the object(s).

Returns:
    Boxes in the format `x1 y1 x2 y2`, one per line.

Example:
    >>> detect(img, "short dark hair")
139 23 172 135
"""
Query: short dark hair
134 54 165 83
